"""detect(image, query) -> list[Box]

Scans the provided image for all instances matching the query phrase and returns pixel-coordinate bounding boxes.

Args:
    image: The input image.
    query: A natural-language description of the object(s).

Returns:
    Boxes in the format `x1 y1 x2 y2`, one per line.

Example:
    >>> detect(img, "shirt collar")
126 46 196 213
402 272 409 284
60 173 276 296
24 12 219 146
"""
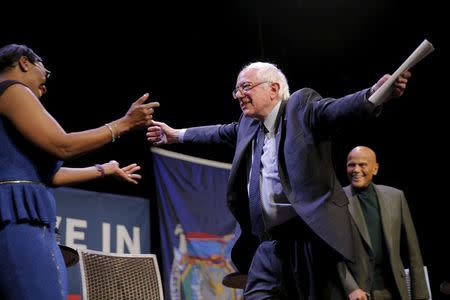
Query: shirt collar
263 100 282 134
355 183 376 197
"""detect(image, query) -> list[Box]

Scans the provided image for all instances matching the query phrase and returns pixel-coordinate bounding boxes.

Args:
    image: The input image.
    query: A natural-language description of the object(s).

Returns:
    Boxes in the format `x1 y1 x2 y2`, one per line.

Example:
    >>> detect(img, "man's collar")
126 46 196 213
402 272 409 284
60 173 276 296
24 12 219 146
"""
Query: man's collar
263 100 282 134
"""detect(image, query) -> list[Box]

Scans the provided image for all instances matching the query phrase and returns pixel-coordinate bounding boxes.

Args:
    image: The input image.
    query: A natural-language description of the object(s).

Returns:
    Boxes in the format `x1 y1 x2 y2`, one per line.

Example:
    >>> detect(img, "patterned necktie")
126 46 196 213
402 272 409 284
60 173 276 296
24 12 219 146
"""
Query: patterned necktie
248 124 266 237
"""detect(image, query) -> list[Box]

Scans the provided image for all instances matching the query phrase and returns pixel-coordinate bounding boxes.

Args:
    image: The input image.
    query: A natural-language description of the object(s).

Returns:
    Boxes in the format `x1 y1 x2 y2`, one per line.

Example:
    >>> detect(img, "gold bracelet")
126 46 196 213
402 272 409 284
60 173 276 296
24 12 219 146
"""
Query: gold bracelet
104 123 116 142
112 122 120 139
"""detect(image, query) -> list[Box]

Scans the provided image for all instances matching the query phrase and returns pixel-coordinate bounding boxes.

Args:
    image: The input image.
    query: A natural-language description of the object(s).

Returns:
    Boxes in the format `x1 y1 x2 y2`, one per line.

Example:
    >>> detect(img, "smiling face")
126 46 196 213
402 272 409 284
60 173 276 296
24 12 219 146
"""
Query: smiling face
0 45 49 99
234 68 278 120
24 58 50 98
346 146 379 190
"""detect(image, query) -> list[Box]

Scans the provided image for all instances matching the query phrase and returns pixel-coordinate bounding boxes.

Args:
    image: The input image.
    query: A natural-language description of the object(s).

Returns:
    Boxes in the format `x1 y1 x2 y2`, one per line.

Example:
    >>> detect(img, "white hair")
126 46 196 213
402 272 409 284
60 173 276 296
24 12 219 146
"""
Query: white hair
240 62 290 101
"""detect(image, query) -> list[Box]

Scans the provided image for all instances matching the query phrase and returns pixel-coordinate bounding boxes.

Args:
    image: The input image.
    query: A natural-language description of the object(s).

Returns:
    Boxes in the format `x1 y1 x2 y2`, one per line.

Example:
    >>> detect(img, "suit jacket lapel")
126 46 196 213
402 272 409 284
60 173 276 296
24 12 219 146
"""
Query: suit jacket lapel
374 185 393 255
275 100 287 151
344 187 373 251
276 100 288 191
232 120 259 168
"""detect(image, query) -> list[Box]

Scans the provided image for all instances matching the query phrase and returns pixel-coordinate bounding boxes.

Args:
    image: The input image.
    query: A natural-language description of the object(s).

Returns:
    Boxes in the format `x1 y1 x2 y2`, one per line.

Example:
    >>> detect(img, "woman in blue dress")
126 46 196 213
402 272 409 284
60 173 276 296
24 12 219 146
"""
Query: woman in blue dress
0 44 159 299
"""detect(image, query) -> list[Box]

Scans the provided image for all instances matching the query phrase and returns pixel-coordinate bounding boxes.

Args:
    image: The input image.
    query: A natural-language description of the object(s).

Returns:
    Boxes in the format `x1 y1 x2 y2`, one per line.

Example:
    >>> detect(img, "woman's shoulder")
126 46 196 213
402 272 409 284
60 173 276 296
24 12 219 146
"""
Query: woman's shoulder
0 80 26 96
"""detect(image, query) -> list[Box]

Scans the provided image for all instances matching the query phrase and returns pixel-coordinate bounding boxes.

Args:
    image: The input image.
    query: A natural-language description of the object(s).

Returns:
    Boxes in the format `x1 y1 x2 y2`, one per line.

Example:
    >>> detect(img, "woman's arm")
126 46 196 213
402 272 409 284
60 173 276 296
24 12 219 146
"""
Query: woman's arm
51 160 141 186
0 84 158 159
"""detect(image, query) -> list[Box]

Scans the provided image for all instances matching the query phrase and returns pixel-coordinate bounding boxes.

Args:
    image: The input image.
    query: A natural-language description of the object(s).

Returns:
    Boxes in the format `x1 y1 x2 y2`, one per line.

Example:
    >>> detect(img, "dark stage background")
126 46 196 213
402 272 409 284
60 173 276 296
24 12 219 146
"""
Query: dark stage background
3 0 448 297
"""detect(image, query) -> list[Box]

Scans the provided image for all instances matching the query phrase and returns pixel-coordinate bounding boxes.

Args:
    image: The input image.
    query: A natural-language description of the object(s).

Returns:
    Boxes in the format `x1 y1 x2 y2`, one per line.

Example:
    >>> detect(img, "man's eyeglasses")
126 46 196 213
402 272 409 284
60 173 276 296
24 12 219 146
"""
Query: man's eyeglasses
232 81 271 99
34 62 51 79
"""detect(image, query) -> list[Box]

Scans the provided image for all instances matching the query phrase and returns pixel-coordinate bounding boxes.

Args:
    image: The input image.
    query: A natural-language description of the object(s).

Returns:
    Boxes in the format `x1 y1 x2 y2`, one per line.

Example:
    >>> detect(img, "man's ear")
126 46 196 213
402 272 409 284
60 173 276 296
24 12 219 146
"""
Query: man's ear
18 56 29 72
373 163 379 176
270 82 280 100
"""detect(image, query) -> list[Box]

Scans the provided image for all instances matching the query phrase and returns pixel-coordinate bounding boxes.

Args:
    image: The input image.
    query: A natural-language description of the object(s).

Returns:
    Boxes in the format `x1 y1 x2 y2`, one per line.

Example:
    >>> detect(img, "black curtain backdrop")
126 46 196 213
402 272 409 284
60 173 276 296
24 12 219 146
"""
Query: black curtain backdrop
2 0 447 297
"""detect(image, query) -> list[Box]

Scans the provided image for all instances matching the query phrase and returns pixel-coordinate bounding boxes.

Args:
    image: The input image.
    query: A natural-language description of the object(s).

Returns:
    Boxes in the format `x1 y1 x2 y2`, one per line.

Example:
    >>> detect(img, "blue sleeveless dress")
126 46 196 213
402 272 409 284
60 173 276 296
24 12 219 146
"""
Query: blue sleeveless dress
0 80 62 225
0 80 67 299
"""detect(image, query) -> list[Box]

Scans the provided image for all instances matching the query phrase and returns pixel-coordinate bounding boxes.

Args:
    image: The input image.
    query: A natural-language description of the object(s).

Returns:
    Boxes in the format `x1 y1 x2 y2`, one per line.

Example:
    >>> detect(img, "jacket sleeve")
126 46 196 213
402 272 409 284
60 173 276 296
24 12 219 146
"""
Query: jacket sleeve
400 192 430 299
184 122 238 148
290 87 380 138
338 260 361 296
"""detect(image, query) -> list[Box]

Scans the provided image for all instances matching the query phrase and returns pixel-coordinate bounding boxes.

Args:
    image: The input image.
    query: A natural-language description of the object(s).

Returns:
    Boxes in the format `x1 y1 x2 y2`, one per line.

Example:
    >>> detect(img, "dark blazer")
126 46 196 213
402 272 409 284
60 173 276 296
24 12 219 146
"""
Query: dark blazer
184 87 377 273
341 184 429 300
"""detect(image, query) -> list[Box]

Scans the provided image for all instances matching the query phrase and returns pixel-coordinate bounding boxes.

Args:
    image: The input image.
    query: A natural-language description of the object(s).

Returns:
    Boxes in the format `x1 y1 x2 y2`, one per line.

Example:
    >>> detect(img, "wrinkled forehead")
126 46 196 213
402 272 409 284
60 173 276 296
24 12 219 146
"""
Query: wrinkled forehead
347 154 375 166
237 68 258 85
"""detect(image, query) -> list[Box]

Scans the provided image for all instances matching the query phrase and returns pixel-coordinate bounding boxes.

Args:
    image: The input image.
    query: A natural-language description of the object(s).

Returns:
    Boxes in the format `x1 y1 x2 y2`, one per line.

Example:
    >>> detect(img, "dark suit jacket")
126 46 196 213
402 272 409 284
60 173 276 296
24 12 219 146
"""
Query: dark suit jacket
341 184 429 300
184 87 378 275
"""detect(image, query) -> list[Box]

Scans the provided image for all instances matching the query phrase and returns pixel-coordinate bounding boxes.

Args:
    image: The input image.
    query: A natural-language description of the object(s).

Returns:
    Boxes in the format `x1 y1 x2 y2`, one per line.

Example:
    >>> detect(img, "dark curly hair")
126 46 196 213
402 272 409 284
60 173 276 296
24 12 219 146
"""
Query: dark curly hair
0 44 42 73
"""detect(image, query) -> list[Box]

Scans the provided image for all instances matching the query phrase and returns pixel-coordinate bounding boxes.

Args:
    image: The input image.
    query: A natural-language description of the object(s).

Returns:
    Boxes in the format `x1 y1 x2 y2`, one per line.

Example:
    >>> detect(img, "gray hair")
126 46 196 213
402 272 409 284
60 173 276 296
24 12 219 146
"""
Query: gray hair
240 62 290 101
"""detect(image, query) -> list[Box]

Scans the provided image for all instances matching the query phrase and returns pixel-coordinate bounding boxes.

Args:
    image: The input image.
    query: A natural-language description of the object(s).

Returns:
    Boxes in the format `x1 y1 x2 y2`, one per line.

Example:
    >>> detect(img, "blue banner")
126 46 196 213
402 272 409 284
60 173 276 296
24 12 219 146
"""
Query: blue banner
151 147 243 300
53 187 151 299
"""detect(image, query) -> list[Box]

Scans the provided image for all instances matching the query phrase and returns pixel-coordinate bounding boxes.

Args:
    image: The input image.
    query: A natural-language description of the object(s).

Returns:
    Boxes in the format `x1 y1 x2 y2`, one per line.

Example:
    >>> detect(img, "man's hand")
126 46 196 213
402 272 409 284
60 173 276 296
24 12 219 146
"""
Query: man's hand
372 70 412 100
349 288 369 300
147 121 180 145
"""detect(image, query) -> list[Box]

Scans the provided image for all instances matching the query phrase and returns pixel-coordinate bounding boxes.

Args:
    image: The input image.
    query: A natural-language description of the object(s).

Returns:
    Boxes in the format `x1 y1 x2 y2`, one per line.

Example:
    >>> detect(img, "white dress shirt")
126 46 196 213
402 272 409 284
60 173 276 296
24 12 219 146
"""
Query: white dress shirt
254 101 297 229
